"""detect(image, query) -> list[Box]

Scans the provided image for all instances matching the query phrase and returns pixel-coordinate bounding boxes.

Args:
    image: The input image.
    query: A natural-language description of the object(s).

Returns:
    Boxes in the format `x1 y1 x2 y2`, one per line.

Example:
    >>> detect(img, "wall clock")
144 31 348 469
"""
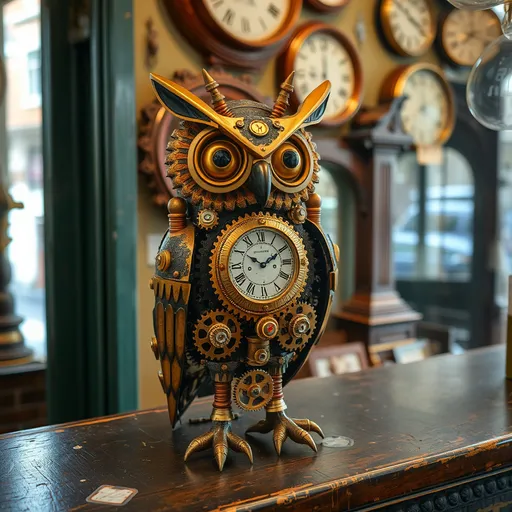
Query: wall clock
438 8 500 68
138 69 268 207
305 0 350 13
380 64 455 148
278 22 363 127
162 0 302 69
378 0 436 57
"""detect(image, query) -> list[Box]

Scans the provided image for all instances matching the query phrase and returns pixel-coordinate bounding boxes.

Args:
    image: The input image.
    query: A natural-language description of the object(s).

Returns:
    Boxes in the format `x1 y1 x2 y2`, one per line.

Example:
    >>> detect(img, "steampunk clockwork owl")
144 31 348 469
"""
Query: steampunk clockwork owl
149 69 339 471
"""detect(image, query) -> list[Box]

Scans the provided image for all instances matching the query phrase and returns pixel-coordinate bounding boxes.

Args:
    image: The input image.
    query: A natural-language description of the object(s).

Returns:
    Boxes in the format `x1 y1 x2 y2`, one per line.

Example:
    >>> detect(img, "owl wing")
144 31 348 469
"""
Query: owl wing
283 219 338 387
152 226 208 428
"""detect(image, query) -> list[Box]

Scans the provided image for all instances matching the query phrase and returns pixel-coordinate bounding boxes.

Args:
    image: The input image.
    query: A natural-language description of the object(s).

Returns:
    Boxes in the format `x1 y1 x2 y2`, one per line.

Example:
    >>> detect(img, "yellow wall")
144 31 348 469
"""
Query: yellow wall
134 0 440 409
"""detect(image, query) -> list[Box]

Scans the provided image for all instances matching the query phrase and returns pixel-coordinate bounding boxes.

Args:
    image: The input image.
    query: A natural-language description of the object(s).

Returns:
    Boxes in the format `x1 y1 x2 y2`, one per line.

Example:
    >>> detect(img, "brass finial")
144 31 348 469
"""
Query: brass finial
202 69 233 117
270 71 295 119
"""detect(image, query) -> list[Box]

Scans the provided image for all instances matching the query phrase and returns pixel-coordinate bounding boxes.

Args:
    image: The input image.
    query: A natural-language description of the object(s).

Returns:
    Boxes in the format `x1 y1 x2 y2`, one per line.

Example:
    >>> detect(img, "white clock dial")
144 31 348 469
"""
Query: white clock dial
401 70 450 146
442 9 500 67
294 32 356 120
204 0 289 44
228 228 295 301
386 0 434 56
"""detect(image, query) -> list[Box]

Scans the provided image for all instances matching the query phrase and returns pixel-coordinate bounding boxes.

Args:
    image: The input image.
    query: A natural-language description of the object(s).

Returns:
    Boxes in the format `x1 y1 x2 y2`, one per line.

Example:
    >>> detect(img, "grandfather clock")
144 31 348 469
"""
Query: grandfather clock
335 98 421 354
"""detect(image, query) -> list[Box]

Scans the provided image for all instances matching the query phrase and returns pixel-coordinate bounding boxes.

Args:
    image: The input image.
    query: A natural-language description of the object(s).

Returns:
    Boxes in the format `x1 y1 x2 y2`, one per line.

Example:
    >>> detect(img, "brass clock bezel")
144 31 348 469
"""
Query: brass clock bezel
379 0 436 58
211 213 309 320
438 8 501 68
279 21 364 128
380 63 456 147
305 0 350 13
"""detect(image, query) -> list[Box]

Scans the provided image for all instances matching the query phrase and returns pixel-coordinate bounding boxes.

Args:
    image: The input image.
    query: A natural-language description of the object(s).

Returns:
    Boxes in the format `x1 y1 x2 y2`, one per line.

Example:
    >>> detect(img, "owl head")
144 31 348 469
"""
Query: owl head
150 70 331 212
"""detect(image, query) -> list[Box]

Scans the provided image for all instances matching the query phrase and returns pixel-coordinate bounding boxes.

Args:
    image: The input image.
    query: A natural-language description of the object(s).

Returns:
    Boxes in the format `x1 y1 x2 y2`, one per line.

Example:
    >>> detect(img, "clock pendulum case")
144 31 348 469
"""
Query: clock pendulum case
149 69 339 471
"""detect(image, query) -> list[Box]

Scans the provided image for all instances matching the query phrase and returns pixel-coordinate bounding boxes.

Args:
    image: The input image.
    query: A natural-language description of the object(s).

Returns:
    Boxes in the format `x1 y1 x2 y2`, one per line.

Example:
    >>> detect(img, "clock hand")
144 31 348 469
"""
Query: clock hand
264 253 278 265
248 255 263 265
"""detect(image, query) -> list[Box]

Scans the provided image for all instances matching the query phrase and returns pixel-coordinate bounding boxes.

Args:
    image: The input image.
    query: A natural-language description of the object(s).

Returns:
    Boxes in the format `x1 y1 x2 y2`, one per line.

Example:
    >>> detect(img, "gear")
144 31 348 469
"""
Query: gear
193 310 242 361
197 209 219 230
278 302 317 353
233 370 274 411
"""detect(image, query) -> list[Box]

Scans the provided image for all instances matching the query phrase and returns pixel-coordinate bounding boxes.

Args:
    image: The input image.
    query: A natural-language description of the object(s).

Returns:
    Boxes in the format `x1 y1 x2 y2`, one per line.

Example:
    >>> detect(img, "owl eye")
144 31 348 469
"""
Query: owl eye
189 129 252 193
270 134 315 194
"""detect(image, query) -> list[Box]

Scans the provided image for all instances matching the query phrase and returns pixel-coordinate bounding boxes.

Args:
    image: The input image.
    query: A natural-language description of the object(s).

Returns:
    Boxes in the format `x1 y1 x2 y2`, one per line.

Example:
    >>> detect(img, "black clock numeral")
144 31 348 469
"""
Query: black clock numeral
259 17 267 30
279 270 290 280
268 3 280 17
271 234 277 244
242 235 253 247
282 258 292 266
274 282 282 292
256 231 266 243
247 282 256 295
223 8 234 25
241 17 250 33
235 273 246 286
231 262 242 270
261 286 268 297
234 250 245 255
278 245 287 254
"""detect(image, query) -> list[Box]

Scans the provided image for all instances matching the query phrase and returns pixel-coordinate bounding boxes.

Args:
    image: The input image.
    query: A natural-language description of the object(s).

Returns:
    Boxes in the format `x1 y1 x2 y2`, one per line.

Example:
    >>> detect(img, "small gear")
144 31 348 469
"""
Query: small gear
193 310 242 361
233 370 274 411
197 209 219 230
278 302 317 353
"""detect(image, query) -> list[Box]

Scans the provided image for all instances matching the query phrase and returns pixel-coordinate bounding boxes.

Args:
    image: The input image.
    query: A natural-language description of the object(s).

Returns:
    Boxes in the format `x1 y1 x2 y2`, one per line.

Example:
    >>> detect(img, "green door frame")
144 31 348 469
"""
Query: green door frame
42 0 137 423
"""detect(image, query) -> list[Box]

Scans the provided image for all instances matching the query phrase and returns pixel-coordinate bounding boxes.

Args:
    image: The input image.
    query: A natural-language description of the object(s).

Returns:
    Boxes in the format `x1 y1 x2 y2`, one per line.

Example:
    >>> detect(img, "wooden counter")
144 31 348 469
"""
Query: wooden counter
2 346 512 511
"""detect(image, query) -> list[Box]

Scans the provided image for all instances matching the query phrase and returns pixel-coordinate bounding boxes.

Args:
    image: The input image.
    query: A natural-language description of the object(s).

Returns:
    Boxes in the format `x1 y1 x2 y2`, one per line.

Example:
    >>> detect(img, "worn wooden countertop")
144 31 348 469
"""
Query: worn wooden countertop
1 346 512 511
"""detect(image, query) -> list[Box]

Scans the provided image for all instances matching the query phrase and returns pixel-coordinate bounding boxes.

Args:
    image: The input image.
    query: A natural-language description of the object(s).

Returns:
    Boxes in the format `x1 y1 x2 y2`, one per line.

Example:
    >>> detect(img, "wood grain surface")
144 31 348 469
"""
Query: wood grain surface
1 346 512 511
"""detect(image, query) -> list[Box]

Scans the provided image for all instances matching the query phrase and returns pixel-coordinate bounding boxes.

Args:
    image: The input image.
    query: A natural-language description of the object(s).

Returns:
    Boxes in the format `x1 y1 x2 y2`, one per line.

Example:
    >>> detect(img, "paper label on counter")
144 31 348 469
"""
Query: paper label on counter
86 485 138 506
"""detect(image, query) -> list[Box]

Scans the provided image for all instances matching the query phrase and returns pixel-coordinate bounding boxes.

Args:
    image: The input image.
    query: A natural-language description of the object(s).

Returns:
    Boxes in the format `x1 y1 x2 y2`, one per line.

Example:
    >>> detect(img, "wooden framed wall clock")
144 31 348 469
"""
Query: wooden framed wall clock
138 69 268 206
380 63 455 149
162 0 302 69
437 8 500 68
378 0 436 57
278 22 364 127
305 0 350 13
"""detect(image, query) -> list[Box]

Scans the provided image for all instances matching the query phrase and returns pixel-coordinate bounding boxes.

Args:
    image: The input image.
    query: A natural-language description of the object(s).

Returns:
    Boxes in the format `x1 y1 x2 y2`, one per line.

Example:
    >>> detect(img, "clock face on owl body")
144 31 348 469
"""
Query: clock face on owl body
380 0 436 57
212 214 309 319
281 22 363 127
202 0 292 46
228 228 295 301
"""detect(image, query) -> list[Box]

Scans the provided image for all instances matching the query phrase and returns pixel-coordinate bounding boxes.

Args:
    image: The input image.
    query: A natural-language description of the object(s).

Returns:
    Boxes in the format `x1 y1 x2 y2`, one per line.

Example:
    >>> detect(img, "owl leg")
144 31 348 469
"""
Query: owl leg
246 356 324 455
184 363 253 471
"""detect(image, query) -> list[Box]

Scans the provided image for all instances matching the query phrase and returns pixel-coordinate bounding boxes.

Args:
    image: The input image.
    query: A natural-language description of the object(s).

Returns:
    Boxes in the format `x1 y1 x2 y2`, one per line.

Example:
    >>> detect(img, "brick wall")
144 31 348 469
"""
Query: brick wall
0 363 47 434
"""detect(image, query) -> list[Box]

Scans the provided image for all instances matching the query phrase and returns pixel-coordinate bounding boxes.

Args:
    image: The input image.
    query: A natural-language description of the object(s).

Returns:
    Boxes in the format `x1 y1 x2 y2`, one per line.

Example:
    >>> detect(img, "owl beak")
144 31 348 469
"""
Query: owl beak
247 160 272 206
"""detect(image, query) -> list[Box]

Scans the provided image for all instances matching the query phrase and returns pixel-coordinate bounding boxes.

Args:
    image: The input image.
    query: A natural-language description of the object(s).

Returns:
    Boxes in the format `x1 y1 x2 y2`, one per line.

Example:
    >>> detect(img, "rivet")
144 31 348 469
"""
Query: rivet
173 271 180 278
235 120 244 128
258 218 266 225
221 364 228 371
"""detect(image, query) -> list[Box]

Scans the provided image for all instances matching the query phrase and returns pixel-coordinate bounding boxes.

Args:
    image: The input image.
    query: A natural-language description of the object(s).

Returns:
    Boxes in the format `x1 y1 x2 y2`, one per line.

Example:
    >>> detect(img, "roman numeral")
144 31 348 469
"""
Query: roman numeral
271 234 277 244
241 17 250 33
242 236 253 247
234 250 245 255
268 3 280 17
261 286 268 297
282 258 292 266
247 282 255 295
223 8 234 25
279 271 289 280
235 273 246 286
278 245 287 254
274 282 282 292
231 262 242 270
259 17 267 30
256 231 266 243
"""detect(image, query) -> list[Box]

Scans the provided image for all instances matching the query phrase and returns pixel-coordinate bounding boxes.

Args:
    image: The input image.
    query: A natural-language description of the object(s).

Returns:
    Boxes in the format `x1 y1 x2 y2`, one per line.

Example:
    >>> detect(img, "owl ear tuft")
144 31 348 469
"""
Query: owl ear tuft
292 80 331 129
150 73 220 127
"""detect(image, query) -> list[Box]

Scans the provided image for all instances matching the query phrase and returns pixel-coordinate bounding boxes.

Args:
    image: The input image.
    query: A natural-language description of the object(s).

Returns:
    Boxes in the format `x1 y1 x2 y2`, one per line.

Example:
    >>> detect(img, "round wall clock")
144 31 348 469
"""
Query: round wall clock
438 8 500 67
279 22 364 127
378 0 436 57
305 0 350 13
138 69 268 207
380 64 455 147
162 0 302 69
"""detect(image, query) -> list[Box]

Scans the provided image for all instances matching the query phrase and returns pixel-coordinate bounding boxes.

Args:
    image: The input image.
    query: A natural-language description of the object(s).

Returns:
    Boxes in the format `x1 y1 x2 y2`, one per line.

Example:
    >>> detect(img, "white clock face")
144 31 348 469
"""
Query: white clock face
401 70 450 146
228 228 295 301
203 0 289 44
387 0 434 56
294 32 356 120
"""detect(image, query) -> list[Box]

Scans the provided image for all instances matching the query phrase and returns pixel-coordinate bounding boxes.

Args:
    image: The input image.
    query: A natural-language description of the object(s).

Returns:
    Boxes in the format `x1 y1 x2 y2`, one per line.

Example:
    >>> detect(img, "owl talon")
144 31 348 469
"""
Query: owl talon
246 411 322 455
184 421 253 471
